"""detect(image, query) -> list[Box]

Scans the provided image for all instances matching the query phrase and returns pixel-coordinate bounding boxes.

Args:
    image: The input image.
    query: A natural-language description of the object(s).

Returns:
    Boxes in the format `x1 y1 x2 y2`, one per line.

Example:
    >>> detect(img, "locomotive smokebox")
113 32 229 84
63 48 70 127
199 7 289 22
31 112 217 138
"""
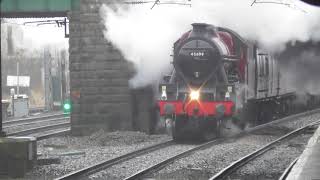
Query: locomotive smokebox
174 23 225 86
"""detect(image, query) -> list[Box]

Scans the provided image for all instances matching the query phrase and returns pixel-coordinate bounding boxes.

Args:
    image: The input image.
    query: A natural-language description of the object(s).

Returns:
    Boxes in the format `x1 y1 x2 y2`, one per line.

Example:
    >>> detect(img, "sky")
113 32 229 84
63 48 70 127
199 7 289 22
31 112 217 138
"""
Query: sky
2 18 68 51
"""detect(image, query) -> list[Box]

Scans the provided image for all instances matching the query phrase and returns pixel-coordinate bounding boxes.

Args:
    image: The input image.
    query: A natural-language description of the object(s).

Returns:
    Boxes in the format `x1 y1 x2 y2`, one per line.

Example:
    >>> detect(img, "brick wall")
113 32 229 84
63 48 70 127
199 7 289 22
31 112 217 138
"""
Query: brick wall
69 0 135 135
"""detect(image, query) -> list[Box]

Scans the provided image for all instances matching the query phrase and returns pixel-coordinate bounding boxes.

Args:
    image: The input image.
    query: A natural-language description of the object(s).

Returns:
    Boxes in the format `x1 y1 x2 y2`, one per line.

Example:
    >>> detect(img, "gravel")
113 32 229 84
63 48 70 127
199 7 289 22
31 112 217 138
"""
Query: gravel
151 112 320 180
282 112 320 129
5 130 170 180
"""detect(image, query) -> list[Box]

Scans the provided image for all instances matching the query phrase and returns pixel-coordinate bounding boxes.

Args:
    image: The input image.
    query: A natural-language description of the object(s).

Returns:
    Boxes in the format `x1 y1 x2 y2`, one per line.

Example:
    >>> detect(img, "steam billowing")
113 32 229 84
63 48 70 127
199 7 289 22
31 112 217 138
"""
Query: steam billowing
279 45 320 95
100 0 320 92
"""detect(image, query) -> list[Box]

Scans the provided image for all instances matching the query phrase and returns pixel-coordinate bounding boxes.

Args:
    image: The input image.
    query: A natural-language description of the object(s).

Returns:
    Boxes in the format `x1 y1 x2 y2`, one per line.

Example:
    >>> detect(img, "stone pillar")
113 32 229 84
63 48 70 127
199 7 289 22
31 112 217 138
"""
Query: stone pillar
69 0 133 135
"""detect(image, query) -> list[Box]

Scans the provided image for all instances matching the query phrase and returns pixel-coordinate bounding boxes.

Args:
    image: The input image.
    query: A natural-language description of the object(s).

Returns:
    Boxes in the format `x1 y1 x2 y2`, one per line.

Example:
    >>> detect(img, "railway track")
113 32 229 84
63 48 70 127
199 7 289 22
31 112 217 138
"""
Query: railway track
209 120 320 180
278 158 299 180
53 109 320 180
3 113 70 140
123 138 226 180
6 122 70 138
124 110 320 180
55 140 175 180
3 112 66 127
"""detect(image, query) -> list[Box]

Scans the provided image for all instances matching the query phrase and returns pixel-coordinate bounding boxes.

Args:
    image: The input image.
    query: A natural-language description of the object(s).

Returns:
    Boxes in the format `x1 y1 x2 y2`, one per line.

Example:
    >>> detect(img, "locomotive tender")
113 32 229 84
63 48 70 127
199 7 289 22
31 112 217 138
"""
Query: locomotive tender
157 23 297 141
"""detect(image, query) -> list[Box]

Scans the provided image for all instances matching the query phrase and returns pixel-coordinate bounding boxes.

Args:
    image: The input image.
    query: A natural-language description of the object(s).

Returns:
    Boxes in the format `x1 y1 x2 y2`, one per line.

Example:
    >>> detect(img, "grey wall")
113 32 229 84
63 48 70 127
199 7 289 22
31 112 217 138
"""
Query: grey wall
69 0 135 135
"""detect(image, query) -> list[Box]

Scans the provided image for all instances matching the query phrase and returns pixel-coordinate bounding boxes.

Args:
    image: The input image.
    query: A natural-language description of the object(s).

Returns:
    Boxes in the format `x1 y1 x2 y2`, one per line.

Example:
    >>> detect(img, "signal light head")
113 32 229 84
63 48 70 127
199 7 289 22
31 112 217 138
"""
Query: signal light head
63 100 72 114
64 103 71 110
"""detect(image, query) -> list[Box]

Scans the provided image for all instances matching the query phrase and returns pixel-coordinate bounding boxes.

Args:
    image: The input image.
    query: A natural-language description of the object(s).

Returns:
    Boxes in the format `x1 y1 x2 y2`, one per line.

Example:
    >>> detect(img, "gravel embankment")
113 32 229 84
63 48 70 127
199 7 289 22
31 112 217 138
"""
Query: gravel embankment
7 130 170 180
151 112 320 180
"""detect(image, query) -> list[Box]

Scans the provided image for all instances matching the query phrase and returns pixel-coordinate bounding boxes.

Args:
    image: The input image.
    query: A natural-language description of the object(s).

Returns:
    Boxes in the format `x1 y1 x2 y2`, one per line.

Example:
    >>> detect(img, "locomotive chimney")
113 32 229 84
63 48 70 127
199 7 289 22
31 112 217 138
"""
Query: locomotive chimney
191 23 209 32
191 23 216 38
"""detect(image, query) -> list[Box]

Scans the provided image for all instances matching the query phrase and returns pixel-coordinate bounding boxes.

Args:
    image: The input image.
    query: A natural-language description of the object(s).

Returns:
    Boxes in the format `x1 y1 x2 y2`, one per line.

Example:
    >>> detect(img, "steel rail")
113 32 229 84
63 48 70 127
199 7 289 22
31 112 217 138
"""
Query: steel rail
3 117 69 129
278 157 299 180
123 138 225 180
3 112 66 126
36 128 71 140
209 120 320 180
54 140 175 180
6 122 70 136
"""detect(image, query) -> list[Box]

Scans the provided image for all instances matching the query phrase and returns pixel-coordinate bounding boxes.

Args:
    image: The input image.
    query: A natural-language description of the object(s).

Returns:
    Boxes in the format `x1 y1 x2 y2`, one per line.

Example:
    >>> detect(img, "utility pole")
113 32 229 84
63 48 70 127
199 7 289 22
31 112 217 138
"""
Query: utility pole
0 19 6 137
44 49 48 111
61 50 66 102
44 48 53 111
16 62 20 95
0 70 5 136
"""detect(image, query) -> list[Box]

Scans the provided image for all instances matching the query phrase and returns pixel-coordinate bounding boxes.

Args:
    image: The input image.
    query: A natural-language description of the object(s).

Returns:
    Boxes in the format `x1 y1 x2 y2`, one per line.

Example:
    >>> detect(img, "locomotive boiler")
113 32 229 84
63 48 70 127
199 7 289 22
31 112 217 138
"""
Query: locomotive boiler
157 23 299 141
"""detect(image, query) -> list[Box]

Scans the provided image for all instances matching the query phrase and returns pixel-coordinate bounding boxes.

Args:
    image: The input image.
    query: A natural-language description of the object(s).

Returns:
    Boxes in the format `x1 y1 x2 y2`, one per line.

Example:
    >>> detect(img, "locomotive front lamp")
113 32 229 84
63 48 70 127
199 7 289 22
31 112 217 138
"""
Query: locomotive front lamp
161 86 167 100
225 91 231 101
190 90 200 100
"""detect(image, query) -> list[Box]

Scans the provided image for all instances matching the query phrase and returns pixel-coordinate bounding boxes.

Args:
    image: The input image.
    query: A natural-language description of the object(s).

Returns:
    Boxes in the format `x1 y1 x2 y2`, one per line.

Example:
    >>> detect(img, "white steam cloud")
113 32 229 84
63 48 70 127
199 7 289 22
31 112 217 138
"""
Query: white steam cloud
281 50 320 94
100 0 320 88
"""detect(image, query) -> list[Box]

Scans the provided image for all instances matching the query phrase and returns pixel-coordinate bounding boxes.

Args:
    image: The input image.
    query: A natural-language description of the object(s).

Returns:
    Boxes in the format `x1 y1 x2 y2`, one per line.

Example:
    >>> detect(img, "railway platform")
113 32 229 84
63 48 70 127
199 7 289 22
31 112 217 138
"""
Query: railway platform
286 123 320 180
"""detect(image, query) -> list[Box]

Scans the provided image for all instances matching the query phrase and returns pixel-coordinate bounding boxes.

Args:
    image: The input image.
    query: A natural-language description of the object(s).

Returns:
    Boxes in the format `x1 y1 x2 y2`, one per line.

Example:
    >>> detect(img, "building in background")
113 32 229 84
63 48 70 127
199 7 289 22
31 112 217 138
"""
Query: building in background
1 19 69 111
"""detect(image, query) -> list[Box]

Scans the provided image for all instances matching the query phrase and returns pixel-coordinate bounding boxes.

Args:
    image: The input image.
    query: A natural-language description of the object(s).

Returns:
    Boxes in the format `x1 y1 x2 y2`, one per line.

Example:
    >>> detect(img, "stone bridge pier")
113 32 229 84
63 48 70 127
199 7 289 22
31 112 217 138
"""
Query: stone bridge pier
68 0 155 135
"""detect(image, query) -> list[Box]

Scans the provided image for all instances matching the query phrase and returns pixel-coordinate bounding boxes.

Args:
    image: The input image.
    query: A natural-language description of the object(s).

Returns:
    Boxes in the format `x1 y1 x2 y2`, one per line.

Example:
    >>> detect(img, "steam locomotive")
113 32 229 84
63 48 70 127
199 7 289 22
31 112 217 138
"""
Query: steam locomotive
157 23 319 141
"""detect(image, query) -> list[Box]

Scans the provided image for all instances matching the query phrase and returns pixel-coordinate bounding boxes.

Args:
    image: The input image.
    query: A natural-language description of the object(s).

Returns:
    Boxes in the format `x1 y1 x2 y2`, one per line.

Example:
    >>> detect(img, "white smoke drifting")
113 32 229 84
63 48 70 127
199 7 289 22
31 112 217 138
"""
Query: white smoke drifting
100 0 320 88
280 50 320 94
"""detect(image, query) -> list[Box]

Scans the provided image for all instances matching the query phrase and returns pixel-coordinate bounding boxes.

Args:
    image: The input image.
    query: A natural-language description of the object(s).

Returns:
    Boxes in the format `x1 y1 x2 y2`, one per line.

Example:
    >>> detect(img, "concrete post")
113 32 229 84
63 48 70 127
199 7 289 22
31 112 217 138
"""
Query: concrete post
0 30 5 136
1 100 9 137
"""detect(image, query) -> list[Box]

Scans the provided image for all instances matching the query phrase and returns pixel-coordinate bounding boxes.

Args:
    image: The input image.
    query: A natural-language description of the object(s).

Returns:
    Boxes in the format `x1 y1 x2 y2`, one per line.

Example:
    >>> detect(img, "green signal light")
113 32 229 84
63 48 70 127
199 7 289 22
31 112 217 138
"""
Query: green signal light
64 103 71 110
63 100 72 114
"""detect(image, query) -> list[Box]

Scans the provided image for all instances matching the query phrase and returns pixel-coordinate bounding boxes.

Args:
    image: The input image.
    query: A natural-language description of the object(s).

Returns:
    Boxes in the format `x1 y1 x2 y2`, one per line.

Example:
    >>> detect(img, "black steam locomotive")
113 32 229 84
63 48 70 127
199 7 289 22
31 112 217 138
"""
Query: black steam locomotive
157 23 319 141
